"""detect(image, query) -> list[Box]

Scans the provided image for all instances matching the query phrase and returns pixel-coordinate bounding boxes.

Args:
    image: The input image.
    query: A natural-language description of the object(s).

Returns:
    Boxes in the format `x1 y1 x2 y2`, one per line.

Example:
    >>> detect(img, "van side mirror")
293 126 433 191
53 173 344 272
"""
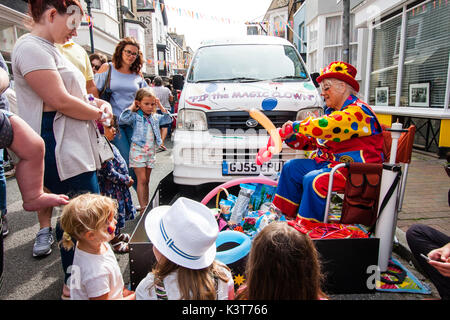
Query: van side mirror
310 72 320 88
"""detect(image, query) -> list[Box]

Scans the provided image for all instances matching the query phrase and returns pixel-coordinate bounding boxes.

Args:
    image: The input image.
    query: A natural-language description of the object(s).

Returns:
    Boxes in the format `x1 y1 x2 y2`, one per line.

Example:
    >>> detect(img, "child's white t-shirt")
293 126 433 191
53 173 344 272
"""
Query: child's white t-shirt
69 243 124 300
135 264 234 300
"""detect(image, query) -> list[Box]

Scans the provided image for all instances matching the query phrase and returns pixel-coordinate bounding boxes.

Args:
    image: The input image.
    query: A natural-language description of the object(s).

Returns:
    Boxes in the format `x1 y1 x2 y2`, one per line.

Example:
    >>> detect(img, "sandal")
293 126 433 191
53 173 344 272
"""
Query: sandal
111 241 129 254
116 233 131 243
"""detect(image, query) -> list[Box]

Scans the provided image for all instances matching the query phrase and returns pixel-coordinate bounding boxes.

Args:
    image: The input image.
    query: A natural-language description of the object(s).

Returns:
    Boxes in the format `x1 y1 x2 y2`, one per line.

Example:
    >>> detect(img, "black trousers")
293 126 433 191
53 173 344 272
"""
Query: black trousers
406 224 450 299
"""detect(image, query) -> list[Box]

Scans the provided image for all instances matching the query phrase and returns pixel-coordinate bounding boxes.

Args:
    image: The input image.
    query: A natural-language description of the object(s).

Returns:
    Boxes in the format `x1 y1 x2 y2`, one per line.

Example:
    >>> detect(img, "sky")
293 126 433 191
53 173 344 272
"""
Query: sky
164 0 274 51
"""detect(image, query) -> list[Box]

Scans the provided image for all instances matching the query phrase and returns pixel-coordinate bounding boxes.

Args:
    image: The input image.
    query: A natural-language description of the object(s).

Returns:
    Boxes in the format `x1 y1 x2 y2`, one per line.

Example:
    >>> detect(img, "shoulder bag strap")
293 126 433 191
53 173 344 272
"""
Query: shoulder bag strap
100 63 112 96
368 164 402 235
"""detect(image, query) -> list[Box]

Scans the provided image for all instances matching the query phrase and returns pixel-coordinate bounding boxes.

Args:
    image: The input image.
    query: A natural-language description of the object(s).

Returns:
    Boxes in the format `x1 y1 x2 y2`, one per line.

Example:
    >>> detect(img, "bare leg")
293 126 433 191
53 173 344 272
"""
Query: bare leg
8 115 69 212
160 127 168 147
134 167 151 213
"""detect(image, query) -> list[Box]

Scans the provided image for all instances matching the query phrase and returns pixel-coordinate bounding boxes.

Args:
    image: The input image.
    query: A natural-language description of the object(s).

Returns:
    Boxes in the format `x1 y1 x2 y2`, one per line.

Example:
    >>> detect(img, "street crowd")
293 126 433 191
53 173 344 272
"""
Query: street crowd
0 0 448 301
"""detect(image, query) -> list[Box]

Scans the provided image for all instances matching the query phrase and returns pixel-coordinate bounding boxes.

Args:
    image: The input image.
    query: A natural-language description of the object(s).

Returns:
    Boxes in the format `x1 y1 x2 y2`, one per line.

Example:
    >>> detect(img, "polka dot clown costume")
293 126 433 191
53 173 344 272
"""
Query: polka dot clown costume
272 61 384 221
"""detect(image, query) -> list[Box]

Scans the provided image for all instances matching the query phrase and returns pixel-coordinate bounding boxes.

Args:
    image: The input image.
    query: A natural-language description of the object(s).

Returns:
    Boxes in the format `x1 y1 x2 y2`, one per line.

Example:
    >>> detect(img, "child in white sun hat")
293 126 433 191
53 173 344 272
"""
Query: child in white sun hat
135 197 235 300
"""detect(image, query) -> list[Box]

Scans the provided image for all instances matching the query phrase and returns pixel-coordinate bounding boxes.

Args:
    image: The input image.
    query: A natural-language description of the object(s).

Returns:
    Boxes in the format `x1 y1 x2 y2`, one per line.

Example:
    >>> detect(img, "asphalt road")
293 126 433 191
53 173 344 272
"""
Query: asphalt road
0 140 440 300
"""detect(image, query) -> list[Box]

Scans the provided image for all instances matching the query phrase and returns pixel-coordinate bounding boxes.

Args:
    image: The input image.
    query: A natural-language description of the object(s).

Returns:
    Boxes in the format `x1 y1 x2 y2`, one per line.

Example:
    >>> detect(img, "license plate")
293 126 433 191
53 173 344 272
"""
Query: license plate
222 160 284 176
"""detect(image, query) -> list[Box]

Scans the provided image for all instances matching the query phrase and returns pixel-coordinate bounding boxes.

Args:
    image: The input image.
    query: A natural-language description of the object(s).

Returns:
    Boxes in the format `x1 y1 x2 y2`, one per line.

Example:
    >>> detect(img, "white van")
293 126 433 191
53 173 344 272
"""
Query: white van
172 35 323 186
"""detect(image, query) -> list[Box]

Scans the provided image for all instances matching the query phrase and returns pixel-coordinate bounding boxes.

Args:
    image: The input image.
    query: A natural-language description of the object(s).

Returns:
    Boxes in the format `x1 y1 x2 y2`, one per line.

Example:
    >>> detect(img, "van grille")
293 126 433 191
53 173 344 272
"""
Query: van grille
207 111 296 133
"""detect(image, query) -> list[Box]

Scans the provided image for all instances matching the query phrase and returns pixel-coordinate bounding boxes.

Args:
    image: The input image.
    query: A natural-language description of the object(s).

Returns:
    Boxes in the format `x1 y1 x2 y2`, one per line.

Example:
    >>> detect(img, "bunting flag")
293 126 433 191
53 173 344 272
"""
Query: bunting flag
411 0 448 17
144 0 247 25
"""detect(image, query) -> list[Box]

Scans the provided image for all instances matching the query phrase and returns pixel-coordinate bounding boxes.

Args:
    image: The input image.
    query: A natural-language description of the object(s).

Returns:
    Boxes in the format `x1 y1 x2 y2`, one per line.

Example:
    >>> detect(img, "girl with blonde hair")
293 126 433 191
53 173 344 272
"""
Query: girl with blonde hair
119 87 172 213
60 193 135 300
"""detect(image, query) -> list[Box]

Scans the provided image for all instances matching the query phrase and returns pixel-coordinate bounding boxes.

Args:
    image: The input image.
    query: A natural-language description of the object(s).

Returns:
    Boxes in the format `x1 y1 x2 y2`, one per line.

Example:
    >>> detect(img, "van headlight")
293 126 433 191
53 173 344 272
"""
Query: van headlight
296 107 324 121
177 109 208 131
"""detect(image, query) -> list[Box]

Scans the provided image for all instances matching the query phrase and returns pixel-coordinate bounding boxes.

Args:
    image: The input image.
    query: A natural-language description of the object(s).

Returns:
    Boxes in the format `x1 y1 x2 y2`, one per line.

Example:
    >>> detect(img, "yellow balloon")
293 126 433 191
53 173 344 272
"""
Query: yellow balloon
248 108 282 154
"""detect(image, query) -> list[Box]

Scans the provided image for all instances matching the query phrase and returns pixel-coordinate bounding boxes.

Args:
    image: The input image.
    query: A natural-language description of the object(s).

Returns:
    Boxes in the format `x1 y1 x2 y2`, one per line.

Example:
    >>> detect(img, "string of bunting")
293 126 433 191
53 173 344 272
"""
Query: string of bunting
141 0 295 32
410 0 448 16
141 0 242 24
146 59 188 67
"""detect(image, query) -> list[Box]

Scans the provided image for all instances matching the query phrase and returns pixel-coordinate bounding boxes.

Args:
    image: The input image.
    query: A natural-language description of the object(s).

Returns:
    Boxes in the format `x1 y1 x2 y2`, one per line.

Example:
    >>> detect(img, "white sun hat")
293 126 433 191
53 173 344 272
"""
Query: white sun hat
144 197 219 270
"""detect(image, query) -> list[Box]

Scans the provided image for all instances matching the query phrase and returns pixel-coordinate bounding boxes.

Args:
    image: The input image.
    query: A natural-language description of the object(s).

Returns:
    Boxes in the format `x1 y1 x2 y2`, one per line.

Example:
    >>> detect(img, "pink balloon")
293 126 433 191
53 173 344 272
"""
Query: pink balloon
255 146 272 166
279 124 293 139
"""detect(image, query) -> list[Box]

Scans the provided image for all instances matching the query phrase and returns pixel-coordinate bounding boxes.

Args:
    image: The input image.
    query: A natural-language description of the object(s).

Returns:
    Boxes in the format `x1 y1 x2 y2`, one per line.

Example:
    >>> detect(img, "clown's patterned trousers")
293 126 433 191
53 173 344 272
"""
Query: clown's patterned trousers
273 159 347 221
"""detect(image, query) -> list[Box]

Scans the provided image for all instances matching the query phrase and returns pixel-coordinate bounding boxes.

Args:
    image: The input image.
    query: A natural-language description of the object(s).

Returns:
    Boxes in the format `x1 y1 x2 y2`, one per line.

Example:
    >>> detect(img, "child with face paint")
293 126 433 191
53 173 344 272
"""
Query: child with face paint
59 194 135 300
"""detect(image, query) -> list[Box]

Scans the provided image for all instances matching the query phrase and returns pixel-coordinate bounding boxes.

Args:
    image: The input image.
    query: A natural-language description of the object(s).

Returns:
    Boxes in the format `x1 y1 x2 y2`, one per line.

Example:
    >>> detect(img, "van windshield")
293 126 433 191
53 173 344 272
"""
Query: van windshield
187 44 309 83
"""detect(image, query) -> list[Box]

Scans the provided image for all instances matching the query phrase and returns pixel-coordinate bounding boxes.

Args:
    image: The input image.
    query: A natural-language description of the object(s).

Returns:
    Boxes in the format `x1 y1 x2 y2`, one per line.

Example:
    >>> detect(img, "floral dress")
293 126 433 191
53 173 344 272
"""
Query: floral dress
97 144 136 231
129 116 157 169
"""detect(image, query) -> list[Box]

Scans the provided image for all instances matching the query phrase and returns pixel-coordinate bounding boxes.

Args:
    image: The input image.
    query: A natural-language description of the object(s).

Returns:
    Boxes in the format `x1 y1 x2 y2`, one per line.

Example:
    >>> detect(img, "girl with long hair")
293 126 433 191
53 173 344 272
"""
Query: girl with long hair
237 222 327 300
119 87 171 214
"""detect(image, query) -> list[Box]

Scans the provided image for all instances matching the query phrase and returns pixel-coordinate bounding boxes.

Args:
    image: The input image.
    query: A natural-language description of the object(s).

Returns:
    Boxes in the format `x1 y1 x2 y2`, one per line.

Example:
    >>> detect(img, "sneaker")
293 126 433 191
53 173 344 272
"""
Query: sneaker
1 216 8 237
33 227 54 258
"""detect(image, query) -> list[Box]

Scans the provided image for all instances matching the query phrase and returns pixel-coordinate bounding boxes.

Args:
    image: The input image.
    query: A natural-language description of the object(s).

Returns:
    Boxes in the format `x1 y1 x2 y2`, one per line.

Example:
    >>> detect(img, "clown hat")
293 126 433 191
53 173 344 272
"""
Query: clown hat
317 61 359 92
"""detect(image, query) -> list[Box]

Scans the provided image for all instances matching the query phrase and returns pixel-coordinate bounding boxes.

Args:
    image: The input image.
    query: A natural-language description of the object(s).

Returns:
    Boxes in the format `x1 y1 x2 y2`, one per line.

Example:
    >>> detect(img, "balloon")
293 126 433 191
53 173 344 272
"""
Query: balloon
279 124 293 139
256 146 272 165
201 177 278 205
215 231 252 265
249 109 282 154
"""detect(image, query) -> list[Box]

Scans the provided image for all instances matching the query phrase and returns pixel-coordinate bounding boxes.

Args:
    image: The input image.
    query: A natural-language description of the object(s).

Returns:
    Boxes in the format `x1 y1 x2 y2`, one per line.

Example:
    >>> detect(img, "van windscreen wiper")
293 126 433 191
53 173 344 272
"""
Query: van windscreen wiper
271 75 308 81
195 77 263 83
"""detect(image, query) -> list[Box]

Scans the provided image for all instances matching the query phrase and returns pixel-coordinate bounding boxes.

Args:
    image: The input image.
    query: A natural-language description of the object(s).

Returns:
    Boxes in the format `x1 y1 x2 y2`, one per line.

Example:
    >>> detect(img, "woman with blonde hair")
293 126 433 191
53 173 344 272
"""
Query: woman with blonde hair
95 37 148 189
60 193 135 300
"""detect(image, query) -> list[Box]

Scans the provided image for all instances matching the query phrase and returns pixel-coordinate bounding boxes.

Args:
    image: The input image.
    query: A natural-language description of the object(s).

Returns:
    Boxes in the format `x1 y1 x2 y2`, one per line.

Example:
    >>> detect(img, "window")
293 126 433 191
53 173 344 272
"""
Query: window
187 44 308 82
369 1 450 108
0 25 17 53
92 0 117 20
91 0 101 10
137 0 154 11
324 15 358 67
123 0 132 10
273 16 286 38
309 50 318 73
368 14 402 106
298 22 306 53
247 26 258 35
400 2 449 108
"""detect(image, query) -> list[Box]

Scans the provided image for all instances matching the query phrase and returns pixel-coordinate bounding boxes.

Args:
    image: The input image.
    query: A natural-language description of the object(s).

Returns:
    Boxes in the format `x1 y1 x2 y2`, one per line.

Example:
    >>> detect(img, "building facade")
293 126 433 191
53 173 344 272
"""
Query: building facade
304 0 363 75
353 0 450 156
264 0 289 38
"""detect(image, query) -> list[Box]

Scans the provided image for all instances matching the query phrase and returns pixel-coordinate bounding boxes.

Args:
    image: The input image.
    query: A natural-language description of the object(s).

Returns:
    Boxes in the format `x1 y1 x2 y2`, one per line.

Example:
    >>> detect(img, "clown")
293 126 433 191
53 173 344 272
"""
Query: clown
272 61 384 222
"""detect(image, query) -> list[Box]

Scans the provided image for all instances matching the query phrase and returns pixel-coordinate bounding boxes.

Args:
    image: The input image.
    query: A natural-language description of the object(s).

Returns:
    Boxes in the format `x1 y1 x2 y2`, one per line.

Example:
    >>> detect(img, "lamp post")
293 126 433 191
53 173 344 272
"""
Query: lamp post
342 0 350 63
85 0 95 53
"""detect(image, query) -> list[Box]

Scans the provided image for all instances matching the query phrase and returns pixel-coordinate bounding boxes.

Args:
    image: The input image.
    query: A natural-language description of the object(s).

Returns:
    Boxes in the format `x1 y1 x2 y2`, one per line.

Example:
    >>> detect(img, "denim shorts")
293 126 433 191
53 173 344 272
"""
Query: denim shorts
41 112 99 197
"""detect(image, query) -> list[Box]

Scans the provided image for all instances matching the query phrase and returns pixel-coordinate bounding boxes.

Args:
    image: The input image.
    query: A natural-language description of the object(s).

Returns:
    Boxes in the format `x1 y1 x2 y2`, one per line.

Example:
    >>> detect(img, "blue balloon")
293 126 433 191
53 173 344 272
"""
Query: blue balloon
261 98 278 111
216 231 251 265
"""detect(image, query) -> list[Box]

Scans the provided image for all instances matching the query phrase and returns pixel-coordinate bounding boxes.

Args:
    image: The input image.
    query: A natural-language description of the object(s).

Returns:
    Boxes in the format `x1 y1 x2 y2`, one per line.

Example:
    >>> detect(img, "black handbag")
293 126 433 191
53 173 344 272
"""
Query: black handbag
99 63 112 102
